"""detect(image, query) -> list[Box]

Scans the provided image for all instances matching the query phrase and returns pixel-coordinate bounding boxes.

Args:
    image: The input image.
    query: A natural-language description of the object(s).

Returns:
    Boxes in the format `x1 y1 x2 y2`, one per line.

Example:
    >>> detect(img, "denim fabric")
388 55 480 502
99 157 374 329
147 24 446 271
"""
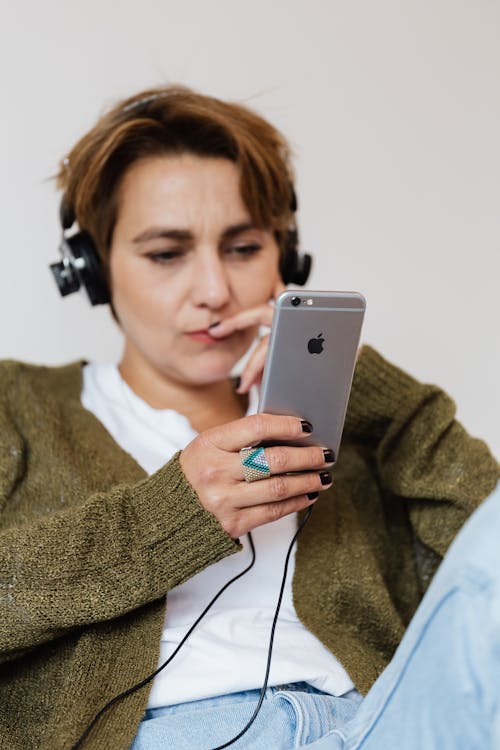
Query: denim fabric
129 683 362 750
304 482 500 750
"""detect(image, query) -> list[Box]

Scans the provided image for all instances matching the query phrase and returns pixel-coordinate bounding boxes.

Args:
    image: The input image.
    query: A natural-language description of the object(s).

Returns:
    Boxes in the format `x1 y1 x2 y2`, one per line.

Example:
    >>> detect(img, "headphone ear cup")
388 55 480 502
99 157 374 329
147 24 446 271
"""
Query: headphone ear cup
67 232 111 306
291 251 312 286
280 230 312 286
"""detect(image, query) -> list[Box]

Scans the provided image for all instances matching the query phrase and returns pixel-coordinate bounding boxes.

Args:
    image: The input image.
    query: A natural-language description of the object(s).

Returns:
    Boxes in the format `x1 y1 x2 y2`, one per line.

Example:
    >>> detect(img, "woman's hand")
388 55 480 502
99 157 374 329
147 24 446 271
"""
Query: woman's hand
179 414 335 539
209 280 285 393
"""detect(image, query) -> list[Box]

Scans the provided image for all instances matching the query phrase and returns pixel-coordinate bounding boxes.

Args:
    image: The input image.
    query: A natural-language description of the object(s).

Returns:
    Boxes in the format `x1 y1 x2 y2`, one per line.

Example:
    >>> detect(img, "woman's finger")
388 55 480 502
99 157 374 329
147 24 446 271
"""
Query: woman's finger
224 493 319 538
203 413 313 453
235 468 333 509
236 335 269 393
231 444 335 482
209 302 274 338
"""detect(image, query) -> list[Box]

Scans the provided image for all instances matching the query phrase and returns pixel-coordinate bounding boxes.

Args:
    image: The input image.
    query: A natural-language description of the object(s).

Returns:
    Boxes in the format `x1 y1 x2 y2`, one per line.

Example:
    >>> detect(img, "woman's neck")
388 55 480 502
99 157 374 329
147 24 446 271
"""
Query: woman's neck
118 355 248 434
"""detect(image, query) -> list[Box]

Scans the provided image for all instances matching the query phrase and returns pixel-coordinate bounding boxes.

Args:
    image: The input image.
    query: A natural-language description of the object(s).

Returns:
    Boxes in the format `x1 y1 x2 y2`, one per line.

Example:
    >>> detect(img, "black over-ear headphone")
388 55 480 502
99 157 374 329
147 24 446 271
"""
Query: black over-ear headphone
49 192 312 305
50 200 110 305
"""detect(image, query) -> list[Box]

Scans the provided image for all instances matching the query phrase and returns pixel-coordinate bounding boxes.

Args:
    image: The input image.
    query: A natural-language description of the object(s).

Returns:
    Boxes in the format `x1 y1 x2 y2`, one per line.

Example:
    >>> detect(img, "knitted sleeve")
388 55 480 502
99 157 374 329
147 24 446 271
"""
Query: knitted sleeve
0 363 239 662
344 345 499 557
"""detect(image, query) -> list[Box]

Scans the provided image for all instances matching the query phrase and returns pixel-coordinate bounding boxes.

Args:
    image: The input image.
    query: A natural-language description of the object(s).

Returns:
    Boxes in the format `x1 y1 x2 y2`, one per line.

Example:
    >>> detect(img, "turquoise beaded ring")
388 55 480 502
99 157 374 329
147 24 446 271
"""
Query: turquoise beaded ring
239 446 271 482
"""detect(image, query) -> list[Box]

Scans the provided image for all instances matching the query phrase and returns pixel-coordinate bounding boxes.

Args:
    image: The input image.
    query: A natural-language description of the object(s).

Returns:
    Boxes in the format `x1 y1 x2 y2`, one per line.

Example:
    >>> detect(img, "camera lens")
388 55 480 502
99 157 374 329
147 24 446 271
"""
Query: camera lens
291 296 301 307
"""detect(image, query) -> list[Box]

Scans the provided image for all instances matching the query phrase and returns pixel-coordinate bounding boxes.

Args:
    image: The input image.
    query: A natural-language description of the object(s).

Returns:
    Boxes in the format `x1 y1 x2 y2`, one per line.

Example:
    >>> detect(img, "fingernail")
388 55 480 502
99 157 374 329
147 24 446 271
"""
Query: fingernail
323 449 335 463
209 321 221 329
233 376 241 391
301 420 313 433
320 472 332 485
307 492 319 500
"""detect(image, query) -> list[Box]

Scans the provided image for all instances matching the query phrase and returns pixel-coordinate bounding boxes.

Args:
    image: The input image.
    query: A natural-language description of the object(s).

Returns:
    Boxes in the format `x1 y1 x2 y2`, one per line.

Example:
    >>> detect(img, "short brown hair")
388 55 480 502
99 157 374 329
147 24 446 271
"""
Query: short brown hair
56 85 297 267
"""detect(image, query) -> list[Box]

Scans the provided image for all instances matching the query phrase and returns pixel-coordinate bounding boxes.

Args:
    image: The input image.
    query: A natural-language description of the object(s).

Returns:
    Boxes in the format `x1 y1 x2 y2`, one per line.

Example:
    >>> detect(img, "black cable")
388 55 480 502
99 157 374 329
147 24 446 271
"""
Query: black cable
210 505 313 750
70 504 313 750
70 535 257 750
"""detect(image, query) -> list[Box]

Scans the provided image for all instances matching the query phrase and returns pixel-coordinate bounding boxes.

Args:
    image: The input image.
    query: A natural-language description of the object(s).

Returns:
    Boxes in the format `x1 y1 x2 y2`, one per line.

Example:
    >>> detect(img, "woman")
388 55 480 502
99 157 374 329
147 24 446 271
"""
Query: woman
0 85 497 750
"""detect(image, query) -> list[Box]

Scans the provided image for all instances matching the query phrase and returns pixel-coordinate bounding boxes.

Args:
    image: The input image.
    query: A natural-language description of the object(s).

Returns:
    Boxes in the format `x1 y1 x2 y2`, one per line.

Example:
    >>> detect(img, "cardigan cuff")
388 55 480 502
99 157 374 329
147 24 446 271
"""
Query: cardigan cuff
129 451 241 587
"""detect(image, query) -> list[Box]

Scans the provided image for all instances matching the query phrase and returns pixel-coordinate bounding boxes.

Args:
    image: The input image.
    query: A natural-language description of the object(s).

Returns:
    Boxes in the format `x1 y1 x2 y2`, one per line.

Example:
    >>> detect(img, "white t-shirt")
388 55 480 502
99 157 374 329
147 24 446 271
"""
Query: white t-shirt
81 363 354 706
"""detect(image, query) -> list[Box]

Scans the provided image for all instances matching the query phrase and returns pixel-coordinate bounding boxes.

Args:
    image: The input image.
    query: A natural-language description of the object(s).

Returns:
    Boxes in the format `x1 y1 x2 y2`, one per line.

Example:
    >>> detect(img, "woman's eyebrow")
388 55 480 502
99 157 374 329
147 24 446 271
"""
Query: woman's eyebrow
132 222 259 244
133 228 192 243
221 222 259 239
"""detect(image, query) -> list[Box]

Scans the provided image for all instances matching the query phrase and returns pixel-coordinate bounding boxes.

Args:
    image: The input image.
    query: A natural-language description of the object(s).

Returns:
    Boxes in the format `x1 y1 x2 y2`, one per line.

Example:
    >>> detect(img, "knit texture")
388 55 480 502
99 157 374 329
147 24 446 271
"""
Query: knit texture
0 346 497 749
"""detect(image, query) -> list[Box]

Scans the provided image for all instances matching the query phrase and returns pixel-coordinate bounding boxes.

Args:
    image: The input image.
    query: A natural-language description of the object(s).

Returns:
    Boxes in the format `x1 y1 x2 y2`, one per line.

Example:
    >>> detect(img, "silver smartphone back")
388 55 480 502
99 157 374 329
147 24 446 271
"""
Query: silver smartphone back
258 290 366 456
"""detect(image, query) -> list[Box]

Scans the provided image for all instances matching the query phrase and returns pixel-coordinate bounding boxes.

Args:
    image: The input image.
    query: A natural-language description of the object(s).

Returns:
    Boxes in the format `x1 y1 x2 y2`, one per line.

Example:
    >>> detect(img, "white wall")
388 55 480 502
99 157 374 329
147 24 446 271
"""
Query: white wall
1 0 499 456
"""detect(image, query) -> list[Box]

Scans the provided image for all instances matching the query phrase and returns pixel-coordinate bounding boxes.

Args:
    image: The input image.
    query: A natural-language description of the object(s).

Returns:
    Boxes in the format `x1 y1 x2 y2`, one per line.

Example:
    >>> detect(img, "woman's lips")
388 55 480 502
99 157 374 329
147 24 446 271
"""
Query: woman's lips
185 329 226 344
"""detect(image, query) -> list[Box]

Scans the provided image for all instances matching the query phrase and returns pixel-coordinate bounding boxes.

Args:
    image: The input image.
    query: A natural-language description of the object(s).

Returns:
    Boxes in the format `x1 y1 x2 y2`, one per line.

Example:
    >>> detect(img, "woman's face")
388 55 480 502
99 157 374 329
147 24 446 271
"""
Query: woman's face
109 154 282 386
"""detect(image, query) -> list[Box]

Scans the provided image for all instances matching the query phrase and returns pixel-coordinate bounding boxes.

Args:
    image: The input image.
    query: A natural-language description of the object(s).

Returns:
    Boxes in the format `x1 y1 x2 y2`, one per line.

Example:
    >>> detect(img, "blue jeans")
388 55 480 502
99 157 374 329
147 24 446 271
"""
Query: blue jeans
129 683 362 749
306 481 500 749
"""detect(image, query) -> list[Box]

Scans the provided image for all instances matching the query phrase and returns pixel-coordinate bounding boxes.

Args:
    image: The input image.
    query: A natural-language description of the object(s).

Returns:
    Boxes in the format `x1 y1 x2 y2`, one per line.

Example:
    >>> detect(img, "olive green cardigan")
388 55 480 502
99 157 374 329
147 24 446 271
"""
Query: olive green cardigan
0 346 497 750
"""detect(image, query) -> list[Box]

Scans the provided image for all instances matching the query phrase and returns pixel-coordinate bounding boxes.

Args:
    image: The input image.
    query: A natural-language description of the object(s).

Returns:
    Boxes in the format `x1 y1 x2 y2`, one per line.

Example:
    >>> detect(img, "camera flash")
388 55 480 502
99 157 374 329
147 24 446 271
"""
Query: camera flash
306 298 313 306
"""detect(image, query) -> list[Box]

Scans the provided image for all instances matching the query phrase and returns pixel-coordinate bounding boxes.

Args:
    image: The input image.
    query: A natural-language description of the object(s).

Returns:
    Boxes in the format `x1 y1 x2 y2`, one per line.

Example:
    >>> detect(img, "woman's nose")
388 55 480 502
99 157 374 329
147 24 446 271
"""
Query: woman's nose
189 252 231 310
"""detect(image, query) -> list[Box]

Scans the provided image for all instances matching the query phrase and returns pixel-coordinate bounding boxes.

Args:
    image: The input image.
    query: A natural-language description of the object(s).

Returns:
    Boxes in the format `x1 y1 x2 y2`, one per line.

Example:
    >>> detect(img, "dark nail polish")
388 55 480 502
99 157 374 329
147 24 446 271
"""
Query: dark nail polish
307 492 319 500
301 420 313 433
208 321 221 329
233 376 241 391
320 472 332 485
323 449 335 463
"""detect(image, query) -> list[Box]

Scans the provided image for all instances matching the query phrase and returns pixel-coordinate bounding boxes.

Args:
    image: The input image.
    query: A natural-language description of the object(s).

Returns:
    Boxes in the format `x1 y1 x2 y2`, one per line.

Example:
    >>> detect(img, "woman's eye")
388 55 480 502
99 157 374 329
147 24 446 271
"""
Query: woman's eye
145 250 183 264
229 244 262 257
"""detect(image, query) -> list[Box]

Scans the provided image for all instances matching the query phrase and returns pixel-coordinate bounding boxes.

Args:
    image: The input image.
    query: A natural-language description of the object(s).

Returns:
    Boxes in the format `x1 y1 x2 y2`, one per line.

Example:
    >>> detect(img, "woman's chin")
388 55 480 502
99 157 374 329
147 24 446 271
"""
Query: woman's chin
177 354 241 387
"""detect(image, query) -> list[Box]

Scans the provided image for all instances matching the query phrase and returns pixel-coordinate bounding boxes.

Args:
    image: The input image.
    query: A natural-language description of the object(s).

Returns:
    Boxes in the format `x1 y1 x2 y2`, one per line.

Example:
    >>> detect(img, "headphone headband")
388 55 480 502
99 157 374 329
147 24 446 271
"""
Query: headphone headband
59 197 76 231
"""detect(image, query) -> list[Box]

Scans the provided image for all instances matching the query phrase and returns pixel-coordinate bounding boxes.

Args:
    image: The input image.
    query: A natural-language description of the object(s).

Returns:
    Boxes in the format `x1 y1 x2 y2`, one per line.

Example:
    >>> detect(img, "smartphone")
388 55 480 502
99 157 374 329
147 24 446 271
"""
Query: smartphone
257 290 366 457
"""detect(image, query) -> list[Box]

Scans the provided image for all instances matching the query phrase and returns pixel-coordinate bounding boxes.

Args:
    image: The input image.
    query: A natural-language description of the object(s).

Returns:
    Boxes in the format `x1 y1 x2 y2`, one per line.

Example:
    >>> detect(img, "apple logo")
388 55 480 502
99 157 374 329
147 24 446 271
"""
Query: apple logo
308 333 325 354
